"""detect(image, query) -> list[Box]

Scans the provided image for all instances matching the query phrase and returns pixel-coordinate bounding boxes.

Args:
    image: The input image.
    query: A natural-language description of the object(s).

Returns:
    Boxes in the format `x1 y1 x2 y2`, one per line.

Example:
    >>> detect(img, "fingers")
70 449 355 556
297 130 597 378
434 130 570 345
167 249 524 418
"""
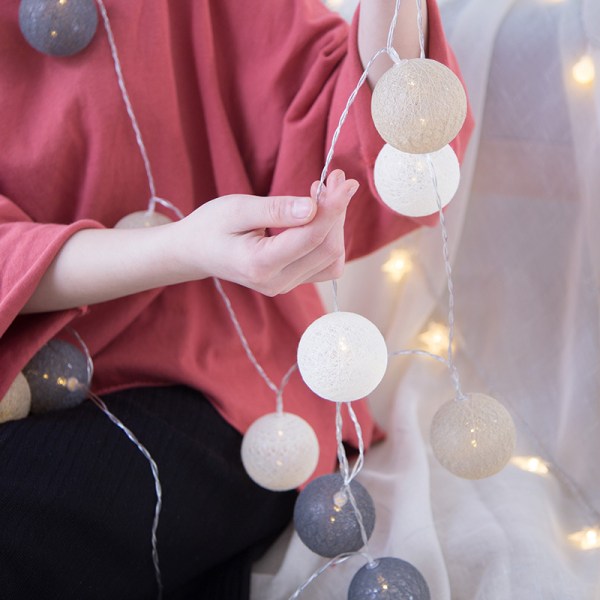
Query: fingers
184 170 360 296
254 171 359 294
263 171 358 268
218 193 317 233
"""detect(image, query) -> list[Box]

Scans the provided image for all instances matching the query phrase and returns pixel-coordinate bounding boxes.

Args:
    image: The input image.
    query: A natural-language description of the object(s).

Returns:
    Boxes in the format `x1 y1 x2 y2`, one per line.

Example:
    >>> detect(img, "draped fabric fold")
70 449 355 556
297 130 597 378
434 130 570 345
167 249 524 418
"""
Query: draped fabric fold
252 1 600 597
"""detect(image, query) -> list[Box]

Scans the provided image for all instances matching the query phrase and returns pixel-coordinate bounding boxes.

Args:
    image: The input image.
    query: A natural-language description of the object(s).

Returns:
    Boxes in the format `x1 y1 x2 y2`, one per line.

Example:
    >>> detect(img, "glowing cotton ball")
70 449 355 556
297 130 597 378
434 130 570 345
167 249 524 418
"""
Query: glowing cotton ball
374 144 460 217
114 211 173 228
297 312 388 403
348 557 431 600
0 372 32 423
371 59 467 154
430 393 516 479
294 473 376 558
23 339 90 414
19 0 98 57
241 412 319 491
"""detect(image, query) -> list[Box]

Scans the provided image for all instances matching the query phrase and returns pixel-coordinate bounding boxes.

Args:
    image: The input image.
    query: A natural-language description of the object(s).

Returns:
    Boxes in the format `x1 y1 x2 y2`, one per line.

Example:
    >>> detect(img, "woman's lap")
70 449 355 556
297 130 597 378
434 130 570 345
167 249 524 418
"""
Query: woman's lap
0 385 296 599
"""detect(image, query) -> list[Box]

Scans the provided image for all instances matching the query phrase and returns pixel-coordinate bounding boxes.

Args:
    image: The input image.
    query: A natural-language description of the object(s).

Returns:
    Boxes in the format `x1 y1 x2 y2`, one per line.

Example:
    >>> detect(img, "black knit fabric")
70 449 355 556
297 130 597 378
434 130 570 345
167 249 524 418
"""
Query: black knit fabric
0 386 296 599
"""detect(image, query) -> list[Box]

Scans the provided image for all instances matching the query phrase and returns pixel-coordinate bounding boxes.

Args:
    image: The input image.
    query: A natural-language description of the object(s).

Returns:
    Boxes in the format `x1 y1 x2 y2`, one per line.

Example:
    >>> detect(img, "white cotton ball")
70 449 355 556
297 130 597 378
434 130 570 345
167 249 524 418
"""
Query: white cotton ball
430 393 516 480
371 59 467 154
0 372 32 423
114 211 173 228
374 144 460 217
241 412 320 491
297 312 388 403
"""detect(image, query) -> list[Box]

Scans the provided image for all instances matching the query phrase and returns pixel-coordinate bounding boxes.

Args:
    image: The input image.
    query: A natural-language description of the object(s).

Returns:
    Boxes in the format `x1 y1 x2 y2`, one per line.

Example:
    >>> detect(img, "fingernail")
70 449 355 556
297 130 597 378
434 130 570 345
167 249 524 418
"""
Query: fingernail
292 197 313 218
347 183 359 196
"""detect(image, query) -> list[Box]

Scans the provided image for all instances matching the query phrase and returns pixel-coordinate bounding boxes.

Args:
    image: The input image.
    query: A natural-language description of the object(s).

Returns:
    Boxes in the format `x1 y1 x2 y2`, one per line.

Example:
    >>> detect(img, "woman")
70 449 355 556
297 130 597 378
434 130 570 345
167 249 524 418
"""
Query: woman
0 0 471 598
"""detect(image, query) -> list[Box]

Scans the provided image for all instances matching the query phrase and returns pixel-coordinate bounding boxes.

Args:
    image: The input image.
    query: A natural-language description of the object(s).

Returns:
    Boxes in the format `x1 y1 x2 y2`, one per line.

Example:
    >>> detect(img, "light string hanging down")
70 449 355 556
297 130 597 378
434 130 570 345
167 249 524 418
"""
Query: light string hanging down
14 326 165 600
73 329 165 600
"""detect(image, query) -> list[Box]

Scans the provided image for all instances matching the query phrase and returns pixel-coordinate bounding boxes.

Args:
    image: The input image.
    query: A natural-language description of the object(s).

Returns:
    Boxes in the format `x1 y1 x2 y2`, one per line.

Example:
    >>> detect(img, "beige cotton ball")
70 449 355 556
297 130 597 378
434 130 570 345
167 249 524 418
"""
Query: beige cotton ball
371 58 467 154
0 372 32 423
114 210 173 228
431 393 516 479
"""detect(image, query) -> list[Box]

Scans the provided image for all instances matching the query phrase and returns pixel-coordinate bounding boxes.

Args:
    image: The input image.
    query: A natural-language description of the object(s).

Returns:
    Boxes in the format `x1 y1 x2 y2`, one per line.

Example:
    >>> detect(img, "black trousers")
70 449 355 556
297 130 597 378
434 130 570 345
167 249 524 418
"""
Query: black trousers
0 386 297 599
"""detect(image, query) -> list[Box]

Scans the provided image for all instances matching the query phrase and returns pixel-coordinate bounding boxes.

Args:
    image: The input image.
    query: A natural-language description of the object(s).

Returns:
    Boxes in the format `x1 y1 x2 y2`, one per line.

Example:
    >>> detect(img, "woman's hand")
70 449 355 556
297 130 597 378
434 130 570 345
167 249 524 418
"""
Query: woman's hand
172 169 359 296
21 170 359 313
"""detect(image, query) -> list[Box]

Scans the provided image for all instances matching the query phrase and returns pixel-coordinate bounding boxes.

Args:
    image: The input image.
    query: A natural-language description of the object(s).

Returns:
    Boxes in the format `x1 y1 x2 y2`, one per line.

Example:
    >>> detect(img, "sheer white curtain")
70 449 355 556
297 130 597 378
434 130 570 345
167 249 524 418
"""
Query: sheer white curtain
251 1 600 598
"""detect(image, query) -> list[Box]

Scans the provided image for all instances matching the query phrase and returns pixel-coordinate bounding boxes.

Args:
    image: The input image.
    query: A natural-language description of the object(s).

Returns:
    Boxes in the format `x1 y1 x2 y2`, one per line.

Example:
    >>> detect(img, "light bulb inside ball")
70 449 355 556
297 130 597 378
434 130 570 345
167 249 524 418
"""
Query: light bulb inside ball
374 144 460 217
430 393 516 479
241 412 319 491
297 312 388 403
371 59 467 154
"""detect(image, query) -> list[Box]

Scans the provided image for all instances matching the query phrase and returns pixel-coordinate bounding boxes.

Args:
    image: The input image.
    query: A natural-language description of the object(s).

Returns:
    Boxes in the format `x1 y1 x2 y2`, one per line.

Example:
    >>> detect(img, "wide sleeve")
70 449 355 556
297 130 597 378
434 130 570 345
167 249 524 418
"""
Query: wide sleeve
239 0 474 261
0 196 103 398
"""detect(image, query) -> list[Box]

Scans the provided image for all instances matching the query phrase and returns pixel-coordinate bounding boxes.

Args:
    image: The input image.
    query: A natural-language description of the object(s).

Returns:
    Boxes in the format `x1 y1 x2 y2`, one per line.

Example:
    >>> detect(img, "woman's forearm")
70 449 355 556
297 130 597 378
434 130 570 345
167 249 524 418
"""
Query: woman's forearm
20 223 191 313
20 174 360 314
358 0 428 87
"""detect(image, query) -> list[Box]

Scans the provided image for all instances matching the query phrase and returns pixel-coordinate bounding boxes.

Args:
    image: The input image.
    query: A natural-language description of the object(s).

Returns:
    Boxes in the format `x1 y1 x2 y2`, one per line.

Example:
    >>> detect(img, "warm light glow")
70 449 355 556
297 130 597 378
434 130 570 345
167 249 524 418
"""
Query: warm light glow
382 249 413 282
510 456 550 475
418 322 454 355
325 0 343 7
572 54 595 86
568 527 600 550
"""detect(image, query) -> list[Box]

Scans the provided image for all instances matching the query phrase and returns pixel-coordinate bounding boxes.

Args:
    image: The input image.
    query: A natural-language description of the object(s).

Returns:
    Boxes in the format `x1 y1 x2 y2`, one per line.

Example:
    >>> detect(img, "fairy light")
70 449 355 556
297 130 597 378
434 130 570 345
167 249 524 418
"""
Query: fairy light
510 456 550 476
418 321 455 355
572 54 595 86
568 527 600 550
381 249 413 282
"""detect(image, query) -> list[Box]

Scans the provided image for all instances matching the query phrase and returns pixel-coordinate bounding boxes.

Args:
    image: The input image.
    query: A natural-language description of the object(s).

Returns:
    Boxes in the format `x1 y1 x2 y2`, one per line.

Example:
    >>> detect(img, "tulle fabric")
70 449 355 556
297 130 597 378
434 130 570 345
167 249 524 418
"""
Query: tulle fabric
251 0 600 598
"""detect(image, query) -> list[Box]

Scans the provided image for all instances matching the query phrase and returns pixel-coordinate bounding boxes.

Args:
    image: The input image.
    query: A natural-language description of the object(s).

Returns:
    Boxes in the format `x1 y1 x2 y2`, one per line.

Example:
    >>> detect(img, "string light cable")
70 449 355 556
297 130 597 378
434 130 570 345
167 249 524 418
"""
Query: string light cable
69 328 164 600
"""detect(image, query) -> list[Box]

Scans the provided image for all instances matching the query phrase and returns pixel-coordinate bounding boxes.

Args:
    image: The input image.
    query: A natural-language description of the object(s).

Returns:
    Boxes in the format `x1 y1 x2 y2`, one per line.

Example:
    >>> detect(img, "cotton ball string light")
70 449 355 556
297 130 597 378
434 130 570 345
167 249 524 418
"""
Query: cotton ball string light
297 312 388 403
114 210 173 229
19 0 98 57
0 372 32 423
23 339 90 414
293 473 376 558
348 557 431 600
374 144 460 217
371 59 467 154
241 412 319 491
430 393 516 479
